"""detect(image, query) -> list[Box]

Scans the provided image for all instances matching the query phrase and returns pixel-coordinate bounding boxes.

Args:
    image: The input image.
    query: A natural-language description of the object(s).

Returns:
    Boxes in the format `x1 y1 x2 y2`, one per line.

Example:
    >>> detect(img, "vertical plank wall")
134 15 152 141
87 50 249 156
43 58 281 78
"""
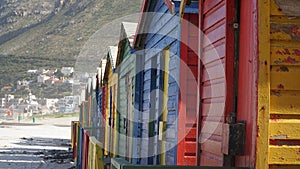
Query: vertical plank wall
177 13 199 166
117 41 136 160
139 0 180 165
199 0 235 166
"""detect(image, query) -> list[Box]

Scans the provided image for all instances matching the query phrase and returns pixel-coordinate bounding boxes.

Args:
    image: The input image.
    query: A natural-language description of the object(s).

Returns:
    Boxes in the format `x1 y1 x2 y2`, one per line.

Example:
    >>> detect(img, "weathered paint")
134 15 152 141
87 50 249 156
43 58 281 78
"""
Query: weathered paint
257 0 300 168
198 0 235 166
269 119 300 140
269 146 300 164
256 0 271 168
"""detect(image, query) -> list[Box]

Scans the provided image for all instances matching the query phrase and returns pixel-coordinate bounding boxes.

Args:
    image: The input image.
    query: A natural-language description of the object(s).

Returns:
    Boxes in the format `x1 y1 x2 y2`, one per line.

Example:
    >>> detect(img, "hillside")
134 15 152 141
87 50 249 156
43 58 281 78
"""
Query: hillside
0 0 142 88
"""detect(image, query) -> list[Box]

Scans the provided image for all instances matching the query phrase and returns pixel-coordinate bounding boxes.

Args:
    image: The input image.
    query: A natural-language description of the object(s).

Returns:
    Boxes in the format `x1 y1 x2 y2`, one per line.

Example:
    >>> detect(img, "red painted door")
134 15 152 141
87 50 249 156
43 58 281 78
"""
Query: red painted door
198 0 235 166
178 13 199 166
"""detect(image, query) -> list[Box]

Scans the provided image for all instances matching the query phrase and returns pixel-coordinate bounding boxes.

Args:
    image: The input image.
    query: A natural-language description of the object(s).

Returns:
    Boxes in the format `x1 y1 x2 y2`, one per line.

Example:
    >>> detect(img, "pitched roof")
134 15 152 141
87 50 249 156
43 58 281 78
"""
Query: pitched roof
108 46 118 70
122 22 138 46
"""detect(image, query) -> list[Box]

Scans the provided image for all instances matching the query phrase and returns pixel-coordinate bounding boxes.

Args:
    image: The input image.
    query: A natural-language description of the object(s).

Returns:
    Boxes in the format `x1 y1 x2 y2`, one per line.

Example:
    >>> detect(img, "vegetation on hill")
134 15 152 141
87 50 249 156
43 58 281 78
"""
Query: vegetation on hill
0 0 143 89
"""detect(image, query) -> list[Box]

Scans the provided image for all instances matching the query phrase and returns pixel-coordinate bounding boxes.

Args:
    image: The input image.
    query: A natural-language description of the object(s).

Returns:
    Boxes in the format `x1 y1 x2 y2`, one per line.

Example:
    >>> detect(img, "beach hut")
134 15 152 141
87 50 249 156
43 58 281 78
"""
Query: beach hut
115 22 138 162
95 59 107 144
103 46 119 157
134 0 199 165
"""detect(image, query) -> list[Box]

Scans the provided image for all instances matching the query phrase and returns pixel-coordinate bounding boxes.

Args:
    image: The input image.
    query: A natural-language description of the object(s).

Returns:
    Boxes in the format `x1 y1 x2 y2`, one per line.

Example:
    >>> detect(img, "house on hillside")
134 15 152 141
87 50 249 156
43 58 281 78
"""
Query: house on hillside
37 75 51 83
61 67 74 76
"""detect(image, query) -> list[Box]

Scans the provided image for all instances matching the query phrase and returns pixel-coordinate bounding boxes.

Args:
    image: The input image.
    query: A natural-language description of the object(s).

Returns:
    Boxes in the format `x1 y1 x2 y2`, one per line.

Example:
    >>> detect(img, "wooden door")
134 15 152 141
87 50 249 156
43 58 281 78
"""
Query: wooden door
198 0 235 166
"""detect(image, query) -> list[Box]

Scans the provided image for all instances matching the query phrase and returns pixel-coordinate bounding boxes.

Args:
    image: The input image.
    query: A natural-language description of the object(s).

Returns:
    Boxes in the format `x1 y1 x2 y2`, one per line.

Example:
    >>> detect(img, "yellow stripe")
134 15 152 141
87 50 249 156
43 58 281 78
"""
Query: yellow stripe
269 146 300 164
256 0 271 168
160 47 169 165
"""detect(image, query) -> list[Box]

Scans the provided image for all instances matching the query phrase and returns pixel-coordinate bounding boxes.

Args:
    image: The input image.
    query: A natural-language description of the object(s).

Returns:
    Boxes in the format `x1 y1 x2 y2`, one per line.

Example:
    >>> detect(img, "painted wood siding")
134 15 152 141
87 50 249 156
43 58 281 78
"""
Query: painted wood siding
199 0 235 166
177 13 199 166
140 0 180 165
117 48 136 160
236 0 257 167
257 0 300 168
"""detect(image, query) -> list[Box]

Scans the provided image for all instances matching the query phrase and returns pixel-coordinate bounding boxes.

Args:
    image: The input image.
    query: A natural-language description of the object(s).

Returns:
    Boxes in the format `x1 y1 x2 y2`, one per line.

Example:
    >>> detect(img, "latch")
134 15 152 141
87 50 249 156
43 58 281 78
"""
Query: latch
222 120 246 156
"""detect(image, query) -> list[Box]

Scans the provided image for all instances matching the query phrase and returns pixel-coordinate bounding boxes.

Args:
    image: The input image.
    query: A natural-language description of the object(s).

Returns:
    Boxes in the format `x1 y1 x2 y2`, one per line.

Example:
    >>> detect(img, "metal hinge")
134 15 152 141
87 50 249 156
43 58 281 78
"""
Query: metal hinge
222 120 246 156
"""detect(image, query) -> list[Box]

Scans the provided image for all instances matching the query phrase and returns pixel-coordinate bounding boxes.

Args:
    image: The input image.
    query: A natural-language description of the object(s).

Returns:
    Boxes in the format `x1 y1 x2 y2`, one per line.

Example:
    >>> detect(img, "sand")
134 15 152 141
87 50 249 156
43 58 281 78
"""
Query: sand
0 116 79 169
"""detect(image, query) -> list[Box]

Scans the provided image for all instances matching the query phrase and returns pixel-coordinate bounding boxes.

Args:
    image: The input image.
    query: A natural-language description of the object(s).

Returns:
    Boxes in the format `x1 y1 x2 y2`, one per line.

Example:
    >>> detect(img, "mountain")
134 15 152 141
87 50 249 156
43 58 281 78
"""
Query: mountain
0 0 143 88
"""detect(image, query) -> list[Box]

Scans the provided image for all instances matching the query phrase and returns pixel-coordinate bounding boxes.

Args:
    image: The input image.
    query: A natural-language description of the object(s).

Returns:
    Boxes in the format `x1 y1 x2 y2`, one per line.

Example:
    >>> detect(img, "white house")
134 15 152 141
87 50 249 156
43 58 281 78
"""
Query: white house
61 67 74 76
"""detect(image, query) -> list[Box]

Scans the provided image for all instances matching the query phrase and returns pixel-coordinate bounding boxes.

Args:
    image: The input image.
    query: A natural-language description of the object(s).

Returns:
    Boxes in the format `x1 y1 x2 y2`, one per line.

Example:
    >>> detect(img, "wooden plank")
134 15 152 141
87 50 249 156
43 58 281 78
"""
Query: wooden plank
256 0 271 168
270 119 300 140
201 121 223 136
202 82 226 99
203 0 224 14
269 146 300 164
203 22 226 47
203 4 225 30
199 151 223 166
202 42 225 65
182 156 197 166
271 47 300 65
270 72 300 90
202 60 225 81
271 91 300 115
185 127 197 139
201 139 222 156
184 141 197 153
201 102 225 117
270 24 300 41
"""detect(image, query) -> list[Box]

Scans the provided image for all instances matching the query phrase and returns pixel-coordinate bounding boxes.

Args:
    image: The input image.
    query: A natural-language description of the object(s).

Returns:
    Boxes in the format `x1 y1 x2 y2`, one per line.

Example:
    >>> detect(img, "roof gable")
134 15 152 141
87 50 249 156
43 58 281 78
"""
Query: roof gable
116 22 138 66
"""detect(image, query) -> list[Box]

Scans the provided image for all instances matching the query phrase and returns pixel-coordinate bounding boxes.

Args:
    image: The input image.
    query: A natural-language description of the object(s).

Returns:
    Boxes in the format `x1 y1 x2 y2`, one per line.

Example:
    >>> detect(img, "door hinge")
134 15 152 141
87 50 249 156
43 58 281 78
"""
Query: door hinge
222 120 246 156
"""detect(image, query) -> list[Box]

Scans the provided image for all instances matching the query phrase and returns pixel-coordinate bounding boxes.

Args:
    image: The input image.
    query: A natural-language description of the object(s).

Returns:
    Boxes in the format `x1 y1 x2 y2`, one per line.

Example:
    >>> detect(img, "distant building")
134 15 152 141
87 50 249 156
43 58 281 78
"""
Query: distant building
45 77 59 85
1 86 13 92
45 69 57 76
61 67 74 76
0 98 5 108
45 99 59 110
17 80 30 88
37 75 50 83
36 68 47 75
27 70 38 74
58 96 76 113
